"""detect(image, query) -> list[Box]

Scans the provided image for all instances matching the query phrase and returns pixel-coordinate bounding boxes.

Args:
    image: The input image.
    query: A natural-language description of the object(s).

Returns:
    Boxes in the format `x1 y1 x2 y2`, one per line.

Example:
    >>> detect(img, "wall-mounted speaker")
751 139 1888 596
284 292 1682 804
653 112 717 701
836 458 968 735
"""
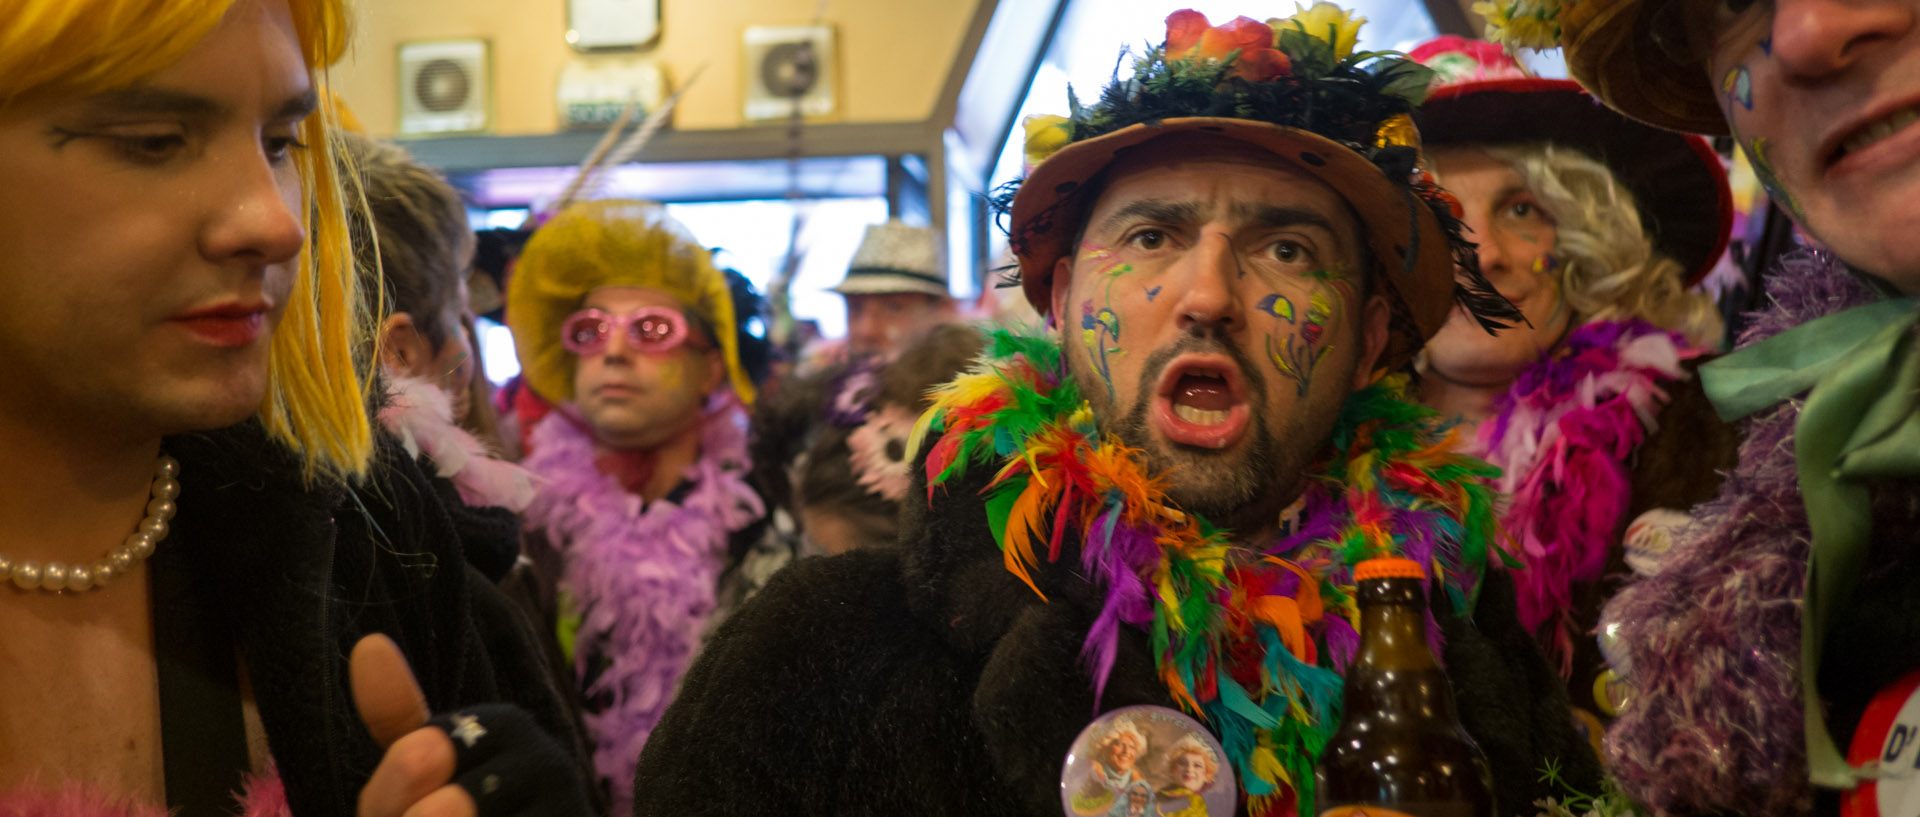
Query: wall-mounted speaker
398 39 491 136
742 25 836 122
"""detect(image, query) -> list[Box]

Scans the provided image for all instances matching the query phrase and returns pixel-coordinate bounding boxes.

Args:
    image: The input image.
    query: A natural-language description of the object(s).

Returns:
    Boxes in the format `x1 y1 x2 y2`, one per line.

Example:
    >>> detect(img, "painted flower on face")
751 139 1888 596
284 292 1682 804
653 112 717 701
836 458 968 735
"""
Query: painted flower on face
1264 276 1338 395
1257 293 1297 322
1023 114 1073 170
1272 1 1366 60
1165 10 1291 82
1301 285 1333 345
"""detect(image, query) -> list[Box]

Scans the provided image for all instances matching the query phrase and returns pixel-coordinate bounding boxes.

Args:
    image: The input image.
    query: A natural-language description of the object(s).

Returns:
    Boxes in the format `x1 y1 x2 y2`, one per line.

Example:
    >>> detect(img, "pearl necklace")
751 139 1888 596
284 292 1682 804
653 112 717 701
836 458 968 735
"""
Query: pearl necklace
0 454 180 593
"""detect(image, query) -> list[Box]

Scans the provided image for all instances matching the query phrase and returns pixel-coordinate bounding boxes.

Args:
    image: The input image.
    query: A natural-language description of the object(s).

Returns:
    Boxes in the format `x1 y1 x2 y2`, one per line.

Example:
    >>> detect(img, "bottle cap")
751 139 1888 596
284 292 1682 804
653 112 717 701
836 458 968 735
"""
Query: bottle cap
1353 557 1426 582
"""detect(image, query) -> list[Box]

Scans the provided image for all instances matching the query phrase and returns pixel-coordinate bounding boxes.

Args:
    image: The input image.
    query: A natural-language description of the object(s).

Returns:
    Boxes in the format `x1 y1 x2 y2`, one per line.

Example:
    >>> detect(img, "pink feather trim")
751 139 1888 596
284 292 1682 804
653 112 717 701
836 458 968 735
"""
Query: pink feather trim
1 770 289 817
519 406 764 816
379 377 538 512
1472 320 1695 671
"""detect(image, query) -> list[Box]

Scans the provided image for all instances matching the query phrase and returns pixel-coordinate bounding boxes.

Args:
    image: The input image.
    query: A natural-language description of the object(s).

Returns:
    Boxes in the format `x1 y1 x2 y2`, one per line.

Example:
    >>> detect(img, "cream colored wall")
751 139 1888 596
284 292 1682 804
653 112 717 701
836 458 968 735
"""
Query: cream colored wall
328 0 978 137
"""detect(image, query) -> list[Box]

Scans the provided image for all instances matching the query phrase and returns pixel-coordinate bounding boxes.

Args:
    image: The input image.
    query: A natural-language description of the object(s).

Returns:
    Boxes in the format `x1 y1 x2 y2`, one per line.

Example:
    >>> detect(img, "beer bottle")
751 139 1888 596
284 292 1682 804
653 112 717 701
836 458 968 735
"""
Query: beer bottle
1314 558 1495 817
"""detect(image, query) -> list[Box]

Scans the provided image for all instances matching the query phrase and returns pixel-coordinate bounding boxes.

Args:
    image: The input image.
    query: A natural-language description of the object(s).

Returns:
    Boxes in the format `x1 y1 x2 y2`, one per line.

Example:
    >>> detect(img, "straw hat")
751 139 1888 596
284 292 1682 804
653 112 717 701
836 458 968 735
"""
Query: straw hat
1476 0 1728 134
830 221 950 299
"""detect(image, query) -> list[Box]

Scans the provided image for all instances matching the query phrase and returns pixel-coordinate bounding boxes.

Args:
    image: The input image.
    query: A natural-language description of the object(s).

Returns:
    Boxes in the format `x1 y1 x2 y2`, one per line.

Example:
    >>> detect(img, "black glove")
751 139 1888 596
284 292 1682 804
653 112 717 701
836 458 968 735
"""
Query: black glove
426 704 596 817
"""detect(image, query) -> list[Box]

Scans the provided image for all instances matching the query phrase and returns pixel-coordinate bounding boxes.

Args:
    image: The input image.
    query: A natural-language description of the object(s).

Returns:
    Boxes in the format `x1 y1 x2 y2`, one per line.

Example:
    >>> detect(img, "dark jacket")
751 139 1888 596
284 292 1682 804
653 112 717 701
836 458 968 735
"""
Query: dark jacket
161 422 584 816
1564 363 1742 717
1817 476 1920 815
635 459 1600 816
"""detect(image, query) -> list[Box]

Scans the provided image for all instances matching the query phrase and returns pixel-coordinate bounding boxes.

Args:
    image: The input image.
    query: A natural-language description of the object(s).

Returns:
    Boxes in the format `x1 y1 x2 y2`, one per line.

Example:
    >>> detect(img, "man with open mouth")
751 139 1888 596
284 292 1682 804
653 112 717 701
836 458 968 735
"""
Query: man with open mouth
635 6 1596 816
1483 0 1920 811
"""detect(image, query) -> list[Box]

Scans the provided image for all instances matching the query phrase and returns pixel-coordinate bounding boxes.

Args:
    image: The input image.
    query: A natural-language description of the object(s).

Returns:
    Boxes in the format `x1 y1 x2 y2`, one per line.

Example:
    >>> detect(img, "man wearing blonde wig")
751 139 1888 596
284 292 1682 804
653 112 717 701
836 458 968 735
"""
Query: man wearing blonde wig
508 199 766 814
0 1 590 816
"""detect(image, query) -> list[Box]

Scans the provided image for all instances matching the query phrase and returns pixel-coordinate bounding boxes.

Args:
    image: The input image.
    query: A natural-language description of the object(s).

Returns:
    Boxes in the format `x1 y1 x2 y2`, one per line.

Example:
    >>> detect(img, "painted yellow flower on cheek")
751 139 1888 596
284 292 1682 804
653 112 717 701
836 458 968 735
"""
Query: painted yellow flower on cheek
1023 114 1073 169
1271 1 1366 60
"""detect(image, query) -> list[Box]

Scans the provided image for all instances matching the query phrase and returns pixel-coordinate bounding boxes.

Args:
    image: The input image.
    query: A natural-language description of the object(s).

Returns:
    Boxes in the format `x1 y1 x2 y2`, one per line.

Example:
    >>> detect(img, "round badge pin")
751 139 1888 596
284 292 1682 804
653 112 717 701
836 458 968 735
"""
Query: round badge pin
1061 705 1235 817
1842 669 1920 817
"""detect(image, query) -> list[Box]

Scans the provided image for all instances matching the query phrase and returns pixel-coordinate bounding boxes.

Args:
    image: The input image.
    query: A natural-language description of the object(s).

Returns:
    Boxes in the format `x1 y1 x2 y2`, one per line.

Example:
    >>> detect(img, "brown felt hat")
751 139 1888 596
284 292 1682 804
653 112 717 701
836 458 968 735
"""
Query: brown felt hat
1559 0 1730 135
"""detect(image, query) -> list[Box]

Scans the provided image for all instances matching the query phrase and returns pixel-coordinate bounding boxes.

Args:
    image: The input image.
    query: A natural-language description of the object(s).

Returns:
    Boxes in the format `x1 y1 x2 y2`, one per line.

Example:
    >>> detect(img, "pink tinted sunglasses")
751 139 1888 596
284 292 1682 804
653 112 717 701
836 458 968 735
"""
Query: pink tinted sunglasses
560 307 704 356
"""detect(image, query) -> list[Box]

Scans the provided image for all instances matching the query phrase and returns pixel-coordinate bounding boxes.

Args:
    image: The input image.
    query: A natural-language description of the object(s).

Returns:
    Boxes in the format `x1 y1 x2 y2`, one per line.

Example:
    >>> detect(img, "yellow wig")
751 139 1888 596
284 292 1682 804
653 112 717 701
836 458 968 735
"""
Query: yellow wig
0 0 375 481
508 200 757 407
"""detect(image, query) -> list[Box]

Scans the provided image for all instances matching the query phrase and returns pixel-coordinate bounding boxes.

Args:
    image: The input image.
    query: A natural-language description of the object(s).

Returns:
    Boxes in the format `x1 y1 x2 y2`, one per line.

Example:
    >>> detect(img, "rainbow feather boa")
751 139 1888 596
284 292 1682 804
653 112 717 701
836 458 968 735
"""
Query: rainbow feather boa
909 329 1510 816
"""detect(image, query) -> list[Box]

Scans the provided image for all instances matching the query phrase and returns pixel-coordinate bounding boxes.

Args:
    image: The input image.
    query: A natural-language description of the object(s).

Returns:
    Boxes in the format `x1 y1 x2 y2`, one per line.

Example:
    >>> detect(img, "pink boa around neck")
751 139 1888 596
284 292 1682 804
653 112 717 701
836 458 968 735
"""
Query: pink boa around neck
519 407 764 815
1 770 288 817
1600 250 1879 816
1472 319 1695 671
378 377 537 512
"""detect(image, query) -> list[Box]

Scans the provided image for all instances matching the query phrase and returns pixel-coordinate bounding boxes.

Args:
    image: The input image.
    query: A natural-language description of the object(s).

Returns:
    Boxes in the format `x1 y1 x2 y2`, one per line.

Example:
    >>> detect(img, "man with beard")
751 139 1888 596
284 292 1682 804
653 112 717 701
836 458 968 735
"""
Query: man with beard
634 7 1596 815
1479 0 1920 811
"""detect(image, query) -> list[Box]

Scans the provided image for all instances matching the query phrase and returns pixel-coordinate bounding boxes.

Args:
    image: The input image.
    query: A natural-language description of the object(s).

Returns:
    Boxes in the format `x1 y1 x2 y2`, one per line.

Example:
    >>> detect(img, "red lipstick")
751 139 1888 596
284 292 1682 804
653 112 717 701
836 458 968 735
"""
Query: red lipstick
170 302 270 347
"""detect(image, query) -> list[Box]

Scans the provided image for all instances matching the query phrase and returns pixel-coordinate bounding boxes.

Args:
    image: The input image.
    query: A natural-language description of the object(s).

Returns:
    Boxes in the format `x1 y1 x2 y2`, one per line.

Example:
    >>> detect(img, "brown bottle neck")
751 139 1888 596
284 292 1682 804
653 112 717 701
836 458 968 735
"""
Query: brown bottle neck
1353 578 1438 671
1343 577 1458 721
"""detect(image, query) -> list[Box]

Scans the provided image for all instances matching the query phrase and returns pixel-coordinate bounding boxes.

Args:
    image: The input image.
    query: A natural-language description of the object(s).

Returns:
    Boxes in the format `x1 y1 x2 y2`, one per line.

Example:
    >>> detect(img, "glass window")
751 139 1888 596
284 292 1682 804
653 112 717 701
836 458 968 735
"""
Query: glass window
665 197 892 340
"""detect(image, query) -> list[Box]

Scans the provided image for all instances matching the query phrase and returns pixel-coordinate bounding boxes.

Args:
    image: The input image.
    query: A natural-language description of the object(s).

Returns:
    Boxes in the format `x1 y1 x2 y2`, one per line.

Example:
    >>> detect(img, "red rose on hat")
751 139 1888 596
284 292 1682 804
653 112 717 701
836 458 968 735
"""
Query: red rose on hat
1165 10 1291 82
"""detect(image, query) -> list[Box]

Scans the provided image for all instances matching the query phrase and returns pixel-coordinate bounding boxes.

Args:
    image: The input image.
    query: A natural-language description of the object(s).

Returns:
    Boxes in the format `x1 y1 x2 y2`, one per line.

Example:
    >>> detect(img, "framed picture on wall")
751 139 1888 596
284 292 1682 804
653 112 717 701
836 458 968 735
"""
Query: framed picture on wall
566 0 662 52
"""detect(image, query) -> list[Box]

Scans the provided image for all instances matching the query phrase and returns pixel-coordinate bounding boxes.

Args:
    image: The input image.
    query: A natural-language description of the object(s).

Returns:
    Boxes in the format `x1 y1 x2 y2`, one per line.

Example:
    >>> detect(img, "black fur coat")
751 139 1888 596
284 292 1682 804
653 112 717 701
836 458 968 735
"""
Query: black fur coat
159 422 584 815
634 449 1599 816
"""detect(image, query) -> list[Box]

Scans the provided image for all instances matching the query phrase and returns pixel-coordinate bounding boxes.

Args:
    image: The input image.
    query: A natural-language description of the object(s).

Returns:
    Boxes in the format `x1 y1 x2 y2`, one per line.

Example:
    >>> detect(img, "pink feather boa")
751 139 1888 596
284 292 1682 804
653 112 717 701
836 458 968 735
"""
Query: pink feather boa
518 407 763 815
378 377 537 512
1472 319 1696 671
1 770 289 817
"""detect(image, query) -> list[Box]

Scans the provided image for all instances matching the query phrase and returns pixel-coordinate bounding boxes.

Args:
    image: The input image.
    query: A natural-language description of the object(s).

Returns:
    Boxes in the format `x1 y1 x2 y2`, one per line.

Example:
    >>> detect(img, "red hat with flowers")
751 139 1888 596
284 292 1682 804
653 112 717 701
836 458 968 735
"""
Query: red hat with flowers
1410 35 1732 285
999 5 1522 368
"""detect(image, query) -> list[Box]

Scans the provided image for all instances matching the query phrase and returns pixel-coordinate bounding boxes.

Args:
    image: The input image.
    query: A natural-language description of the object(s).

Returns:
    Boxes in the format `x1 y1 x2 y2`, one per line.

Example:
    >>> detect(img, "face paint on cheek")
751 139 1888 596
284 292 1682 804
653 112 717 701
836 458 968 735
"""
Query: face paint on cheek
1532 255 1570 330
1079 298 1122 398
1255 271 1343 397
1146 285 1162 302
653 355 697 396
1721 65 1754 111
1744 132 1806 220
1077 242 1134 280
1759 35 1772 55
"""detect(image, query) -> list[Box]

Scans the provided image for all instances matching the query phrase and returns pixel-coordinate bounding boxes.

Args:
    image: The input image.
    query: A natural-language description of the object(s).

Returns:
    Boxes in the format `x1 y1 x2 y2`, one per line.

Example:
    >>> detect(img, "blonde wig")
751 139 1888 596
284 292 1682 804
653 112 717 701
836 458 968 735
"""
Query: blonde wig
0 0 376 480
507 200 758 408
1484 143 1724 348
1161 734 1220 787
1092 718 1147 759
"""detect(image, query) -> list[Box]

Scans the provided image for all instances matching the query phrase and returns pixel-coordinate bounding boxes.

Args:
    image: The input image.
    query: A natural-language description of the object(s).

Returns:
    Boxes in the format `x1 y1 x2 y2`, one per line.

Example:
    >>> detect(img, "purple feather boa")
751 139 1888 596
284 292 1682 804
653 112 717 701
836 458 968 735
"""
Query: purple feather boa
520 408 764 814
1600 250 1878 816
1474 319 1694 670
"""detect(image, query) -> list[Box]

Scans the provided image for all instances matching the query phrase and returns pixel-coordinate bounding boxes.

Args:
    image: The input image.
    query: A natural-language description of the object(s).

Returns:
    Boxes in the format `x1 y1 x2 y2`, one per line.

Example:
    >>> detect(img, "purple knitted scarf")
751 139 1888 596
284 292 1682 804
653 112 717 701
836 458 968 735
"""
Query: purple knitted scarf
1600 250 1878 816
520 408 764 814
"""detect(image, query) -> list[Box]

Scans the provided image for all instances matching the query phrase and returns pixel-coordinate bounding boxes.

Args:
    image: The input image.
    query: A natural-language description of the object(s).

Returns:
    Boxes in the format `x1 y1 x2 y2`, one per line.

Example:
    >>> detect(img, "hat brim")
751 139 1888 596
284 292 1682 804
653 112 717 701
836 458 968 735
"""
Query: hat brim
830 275 952 298
1561 0 1730 136
1009 118 1455 365
1418 78 1733 286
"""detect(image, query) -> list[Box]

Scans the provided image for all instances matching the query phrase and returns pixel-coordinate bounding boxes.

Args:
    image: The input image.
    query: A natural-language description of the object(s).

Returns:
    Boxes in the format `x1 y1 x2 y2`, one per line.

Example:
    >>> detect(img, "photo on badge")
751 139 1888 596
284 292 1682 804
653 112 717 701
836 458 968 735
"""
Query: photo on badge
1061 705 1235 817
